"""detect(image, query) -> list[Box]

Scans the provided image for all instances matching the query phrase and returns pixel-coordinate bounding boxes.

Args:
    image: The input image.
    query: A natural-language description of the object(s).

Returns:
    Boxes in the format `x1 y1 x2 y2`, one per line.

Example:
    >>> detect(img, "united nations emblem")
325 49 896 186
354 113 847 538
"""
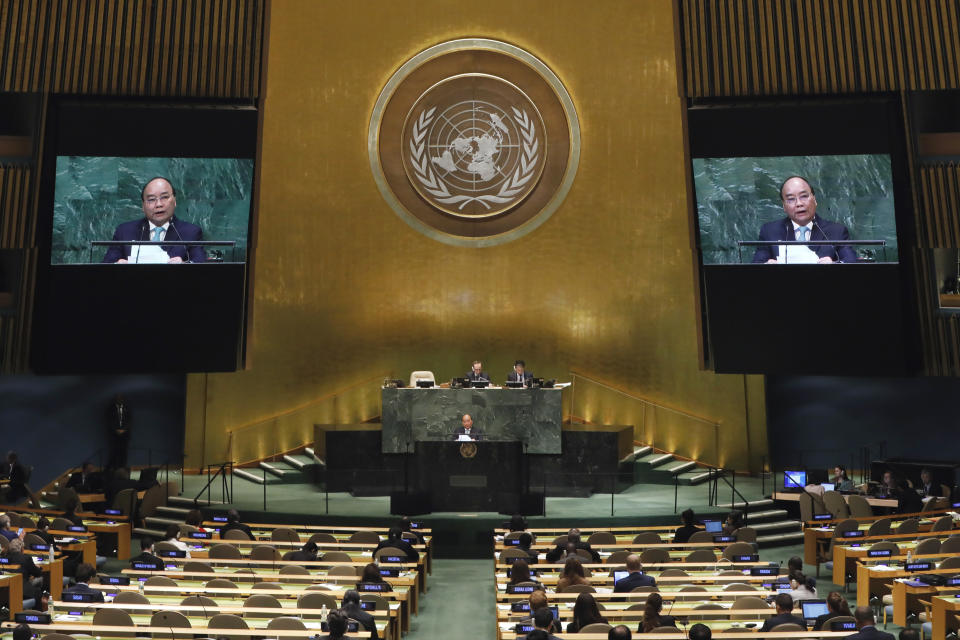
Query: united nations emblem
370 39 580 247
404 75 545 218
459 442 478 459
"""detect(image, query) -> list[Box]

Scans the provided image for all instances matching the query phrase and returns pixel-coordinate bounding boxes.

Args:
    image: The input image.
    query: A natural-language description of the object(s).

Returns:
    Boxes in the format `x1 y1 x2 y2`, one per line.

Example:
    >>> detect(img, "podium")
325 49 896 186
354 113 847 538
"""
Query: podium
413 441 522 512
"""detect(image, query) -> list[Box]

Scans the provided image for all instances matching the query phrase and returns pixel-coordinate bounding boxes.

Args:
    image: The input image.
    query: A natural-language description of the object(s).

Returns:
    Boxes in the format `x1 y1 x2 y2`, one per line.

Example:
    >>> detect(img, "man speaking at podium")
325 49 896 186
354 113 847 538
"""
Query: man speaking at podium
751 176 857 264
103 177 207 264
452 414 483 441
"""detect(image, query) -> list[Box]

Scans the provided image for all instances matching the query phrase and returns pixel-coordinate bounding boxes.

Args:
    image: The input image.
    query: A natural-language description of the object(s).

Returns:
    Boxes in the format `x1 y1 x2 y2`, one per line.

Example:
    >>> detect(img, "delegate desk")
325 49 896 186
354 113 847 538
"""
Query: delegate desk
0 573 23 619
932 593 960 640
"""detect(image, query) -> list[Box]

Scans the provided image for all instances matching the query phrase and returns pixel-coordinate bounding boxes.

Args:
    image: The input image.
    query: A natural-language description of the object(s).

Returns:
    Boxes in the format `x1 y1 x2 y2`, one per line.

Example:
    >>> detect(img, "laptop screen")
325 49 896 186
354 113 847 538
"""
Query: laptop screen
703 520 722 533
801 601 829 619
821 482 835 492
784 471 807 488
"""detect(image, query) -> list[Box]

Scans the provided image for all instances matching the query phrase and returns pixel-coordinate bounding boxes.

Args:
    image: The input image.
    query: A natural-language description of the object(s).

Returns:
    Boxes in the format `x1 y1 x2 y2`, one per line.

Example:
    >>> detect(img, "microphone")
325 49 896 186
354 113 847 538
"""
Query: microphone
813 219 840 262
167 221 189 263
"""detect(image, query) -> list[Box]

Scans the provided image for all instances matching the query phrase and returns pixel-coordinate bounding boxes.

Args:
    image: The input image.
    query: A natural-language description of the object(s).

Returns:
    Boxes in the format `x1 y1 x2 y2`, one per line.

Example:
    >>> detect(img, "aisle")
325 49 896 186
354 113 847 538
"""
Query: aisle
405 559 496 640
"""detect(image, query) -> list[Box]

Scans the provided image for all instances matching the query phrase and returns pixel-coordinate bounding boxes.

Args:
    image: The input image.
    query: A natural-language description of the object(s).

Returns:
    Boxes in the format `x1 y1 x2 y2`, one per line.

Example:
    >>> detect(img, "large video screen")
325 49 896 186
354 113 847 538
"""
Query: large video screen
688 98 918 375
53 157 253 265
32 99 258 374
694 154 898 265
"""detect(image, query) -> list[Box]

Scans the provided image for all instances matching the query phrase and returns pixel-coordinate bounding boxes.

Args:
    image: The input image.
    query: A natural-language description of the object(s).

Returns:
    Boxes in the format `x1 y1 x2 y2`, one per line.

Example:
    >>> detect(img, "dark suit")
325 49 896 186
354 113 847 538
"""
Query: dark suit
466 371 490 382
507 371 534 385
4 462 28 503
67 471 103 494
545 541 601 563
751 215 857 264
286 550 317 562
452 426 483 441
129 551 164 570
343 604 379 640
614 571 657 593
897 488 923 514
673 524 702 543
220 521 254 539
373 537 418 562
5 550 43 598
845 625 896 640
813 613 842 631
102 216 206 263
62 582 105 603
759 612 807 631
921 483 942 498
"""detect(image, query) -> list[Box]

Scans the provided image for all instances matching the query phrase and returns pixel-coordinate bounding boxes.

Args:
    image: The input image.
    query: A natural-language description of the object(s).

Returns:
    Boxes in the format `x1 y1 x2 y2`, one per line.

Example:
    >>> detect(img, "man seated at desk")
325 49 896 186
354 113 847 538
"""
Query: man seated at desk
466 360 490 383
62 563 105 603
66 462 103 494
452 414 483 441
507 360 534 386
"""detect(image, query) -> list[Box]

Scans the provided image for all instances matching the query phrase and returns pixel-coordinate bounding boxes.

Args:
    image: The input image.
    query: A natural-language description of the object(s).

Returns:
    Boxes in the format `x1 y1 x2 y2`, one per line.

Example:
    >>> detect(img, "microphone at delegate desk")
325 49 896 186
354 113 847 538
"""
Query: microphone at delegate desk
506 359 533 387
452 413 483 441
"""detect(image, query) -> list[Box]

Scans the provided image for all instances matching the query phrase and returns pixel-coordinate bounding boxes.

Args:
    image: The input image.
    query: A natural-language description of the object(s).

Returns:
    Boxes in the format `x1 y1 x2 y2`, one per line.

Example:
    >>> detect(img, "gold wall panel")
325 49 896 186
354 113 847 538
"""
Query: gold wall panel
185 0 767 472
0 0 263 96
680 0 960 97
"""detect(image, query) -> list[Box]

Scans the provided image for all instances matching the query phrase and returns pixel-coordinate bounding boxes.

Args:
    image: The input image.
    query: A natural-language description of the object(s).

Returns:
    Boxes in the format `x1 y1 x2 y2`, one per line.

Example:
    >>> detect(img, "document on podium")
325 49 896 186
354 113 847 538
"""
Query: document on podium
128 244 170 264
457 435 473 442
777 244 819 264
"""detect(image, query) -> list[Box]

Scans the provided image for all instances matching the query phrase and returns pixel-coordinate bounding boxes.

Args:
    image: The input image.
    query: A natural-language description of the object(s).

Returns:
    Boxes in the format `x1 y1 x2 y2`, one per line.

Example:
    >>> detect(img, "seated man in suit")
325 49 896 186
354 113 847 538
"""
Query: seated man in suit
452 413 483 441
752 176 857 264
466 360 490 382
545 528 601 563
507 360 534 386
516 532 539 561
846 606 895 640
102 177 206 264
372 526 418 562
759 593 806 631
342 589 379 640
63 563 105 602
919 468 942 497
129 537 164 570
529 607 563 640
672 508 702 543
614 554 656 592
220 509 255 539
66 462 102 494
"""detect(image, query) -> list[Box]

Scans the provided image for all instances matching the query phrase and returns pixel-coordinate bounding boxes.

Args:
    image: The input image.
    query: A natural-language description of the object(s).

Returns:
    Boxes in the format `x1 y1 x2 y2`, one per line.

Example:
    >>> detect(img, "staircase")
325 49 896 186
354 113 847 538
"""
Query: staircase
630 445 712 486
232 448 324 486
714 498 803 547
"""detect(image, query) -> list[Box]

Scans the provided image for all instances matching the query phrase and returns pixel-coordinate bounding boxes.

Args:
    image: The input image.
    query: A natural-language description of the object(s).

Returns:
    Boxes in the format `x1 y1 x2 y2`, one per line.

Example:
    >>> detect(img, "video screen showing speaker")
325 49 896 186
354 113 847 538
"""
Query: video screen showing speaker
52 156 252 265
32 99 257 374
688 98 918 375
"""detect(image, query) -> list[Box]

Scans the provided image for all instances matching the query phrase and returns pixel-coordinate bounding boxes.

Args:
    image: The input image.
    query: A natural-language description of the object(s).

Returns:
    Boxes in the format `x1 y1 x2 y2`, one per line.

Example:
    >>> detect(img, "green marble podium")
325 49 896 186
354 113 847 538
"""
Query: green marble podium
380 386 563 455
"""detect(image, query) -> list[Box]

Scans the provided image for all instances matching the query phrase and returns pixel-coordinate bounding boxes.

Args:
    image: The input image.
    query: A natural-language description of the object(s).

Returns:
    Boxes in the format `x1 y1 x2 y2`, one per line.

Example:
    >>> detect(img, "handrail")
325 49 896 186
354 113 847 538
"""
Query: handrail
568 372 720 426
226 373 390 435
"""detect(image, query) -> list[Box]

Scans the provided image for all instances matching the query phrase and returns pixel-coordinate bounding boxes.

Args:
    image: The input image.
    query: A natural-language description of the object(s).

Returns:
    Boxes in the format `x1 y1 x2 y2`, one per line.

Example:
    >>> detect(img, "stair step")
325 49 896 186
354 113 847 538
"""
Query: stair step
635 453 674 469
677 471 713 485
234 468 279 485
715 498 775 511
304 448 325 466
168 495 227 507
145 516 184 528
757 530 806 545
132 527 165 539
750 519 802 532
744 509 789 522
282 454 317 470
663 461 697 474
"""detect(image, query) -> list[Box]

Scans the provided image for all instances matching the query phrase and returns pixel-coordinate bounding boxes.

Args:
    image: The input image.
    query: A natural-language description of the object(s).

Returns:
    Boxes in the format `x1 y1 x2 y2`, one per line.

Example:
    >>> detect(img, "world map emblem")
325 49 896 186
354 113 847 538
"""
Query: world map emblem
370 39 580 247
402 75 546 218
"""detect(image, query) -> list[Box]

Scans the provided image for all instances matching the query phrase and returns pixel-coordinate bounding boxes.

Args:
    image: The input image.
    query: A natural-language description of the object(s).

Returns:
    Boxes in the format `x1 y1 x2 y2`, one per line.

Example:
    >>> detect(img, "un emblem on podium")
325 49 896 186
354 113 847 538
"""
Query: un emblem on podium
370 39 580 247
459 442 478 459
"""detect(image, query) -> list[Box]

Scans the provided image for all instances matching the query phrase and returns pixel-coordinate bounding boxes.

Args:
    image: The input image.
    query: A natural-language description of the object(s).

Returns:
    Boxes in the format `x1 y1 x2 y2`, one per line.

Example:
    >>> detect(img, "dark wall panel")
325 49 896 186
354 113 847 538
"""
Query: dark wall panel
0 374 186 488
766 375 960 471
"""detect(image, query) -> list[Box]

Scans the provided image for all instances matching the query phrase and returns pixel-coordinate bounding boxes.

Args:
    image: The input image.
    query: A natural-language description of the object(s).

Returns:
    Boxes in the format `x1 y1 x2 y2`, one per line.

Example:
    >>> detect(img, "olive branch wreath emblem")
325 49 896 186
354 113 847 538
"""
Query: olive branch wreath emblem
409 106 539 210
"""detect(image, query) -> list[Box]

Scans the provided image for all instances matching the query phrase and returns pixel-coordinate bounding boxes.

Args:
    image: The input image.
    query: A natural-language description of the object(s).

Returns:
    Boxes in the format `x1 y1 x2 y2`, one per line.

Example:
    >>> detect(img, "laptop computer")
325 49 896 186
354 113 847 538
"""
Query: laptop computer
801 600 829 625
702 519 722 533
